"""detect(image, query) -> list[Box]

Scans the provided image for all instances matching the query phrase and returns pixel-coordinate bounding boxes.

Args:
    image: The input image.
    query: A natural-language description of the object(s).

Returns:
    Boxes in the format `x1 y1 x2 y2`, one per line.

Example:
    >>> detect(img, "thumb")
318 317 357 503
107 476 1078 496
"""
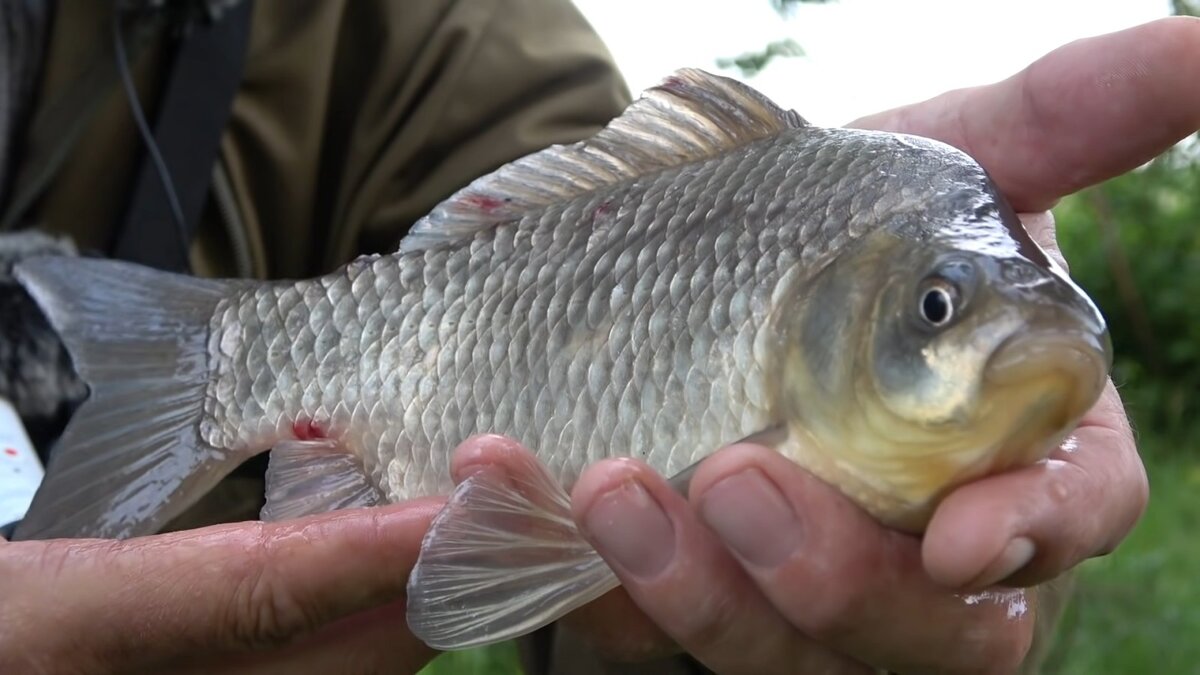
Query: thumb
851 17 1200 211
6 500 442 670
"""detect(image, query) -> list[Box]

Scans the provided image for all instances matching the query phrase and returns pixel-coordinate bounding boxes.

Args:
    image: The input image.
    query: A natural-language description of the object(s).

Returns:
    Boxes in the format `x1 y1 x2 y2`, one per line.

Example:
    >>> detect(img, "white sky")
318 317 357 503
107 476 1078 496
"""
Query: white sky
573 0 1172 126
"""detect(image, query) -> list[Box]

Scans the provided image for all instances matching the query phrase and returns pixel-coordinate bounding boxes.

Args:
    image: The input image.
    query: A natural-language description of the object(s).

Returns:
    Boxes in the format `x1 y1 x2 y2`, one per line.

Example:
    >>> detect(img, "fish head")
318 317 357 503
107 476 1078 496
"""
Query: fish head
866 243 1111 461
777 173 1110 532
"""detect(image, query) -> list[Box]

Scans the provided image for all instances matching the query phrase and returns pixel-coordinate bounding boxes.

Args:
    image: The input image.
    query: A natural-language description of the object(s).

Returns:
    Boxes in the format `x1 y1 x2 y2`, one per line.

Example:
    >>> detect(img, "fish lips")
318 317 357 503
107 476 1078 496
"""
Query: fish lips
983 327 1112 424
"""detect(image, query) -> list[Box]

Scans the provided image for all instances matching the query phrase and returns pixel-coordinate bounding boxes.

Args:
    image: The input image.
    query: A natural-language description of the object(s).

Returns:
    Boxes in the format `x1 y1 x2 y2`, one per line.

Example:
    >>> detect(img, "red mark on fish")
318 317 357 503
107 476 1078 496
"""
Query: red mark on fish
292 418 326 441
465 194 505 212
3 448 16 457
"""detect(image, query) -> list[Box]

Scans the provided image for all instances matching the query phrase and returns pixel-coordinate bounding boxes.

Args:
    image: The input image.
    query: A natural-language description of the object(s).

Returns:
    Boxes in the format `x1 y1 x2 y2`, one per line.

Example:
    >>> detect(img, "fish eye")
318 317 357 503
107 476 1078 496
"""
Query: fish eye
914 258 975 329
919 283 955 327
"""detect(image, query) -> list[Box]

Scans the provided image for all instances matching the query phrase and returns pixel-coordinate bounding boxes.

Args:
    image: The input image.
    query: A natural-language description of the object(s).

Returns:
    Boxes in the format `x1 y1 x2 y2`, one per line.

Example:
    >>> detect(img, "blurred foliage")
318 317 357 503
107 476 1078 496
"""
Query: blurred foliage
1044 444 1200 674
715 38 805 77
1054 141 1200 443
715 0 834 77
1172 0 1199 17
773 0 836 16
420 640 518 675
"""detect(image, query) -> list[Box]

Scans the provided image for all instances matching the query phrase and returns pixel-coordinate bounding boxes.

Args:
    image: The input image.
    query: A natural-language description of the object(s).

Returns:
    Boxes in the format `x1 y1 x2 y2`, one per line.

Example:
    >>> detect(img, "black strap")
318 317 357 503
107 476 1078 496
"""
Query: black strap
113 1 254 272
0 16 160 232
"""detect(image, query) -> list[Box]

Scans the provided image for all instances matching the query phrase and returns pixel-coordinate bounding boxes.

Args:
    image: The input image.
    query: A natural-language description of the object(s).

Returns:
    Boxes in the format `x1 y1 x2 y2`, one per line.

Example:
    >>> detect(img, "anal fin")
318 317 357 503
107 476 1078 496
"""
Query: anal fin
406 452 621 650
261 440 384 522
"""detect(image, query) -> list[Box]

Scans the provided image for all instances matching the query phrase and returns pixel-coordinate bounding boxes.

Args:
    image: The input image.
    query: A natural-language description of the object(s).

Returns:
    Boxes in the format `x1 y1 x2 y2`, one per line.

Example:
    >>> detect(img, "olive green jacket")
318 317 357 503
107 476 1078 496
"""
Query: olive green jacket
14 0 630 280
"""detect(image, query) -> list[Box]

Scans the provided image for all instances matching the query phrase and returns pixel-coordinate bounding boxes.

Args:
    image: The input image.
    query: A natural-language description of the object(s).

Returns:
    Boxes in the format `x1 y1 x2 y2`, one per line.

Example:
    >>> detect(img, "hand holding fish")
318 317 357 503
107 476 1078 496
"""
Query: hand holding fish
1 13 1194 675
0 501 443 673
450 16 1197 675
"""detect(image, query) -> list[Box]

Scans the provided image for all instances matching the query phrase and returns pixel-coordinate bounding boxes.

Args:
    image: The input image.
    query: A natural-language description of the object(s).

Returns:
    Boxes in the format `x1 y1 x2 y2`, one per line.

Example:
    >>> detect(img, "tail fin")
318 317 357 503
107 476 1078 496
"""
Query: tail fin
11 256 246 540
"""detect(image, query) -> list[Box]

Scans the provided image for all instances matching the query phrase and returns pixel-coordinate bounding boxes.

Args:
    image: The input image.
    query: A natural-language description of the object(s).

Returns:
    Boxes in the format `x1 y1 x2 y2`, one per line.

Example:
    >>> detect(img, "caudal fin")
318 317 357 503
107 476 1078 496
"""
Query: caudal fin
11 256 246 540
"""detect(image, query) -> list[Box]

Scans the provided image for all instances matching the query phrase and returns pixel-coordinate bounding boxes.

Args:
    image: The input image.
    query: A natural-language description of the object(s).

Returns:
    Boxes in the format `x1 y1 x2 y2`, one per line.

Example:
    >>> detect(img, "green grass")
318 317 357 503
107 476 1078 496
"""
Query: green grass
418 442 1200 674
419 640 518 675
1043 443 1200 674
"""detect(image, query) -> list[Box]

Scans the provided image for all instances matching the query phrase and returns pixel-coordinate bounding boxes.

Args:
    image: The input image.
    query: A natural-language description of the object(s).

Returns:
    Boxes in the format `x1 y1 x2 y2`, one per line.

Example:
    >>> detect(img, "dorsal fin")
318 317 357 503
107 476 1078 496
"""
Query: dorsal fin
398 68 808 253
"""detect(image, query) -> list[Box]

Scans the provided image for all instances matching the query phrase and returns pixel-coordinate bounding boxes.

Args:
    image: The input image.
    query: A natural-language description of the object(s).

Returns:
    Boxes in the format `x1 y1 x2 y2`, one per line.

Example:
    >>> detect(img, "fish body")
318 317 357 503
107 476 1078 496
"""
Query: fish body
12 69 1110 647
207 126 984 509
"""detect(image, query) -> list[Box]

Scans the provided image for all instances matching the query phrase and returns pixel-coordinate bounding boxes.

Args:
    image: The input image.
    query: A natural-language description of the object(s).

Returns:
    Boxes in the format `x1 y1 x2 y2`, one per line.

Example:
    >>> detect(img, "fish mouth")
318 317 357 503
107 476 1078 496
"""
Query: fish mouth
983 328 1112 445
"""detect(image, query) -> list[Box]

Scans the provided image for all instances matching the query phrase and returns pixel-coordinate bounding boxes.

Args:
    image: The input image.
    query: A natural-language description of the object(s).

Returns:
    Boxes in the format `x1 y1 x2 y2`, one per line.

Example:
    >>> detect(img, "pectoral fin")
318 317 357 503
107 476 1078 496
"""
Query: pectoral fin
261 440 384 522
405 452 620 650
405 452 710 650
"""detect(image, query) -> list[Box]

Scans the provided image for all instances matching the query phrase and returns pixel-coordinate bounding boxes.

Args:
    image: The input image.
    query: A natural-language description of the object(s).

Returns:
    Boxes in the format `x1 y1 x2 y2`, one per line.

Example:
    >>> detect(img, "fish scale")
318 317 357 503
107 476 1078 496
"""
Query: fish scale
12 72 1109 649
221 134 901 492
203 140 839 501
12 66 1110 651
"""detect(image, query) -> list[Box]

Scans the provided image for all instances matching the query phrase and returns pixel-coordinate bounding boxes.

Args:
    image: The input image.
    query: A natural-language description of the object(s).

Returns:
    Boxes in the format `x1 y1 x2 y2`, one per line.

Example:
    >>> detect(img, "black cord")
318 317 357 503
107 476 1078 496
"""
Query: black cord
111 10 192 270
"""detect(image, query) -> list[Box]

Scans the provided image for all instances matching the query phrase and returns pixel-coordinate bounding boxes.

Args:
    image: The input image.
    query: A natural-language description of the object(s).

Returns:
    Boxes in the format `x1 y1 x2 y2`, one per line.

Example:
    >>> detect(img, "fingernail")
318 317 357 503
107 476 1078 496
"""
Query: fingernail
700 469 801 568
973 537 1036 588
583 479 675 579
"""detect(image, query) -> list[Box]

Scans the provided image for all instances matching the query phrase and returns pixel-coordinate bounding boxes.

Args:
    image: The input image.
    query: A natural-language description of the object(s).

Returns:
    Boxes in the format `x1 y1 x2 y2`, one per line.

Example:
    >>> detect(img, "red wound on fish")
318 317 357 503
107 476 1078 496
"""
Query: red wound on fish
292 418 325 441
593 200 613 220
464 194 505 212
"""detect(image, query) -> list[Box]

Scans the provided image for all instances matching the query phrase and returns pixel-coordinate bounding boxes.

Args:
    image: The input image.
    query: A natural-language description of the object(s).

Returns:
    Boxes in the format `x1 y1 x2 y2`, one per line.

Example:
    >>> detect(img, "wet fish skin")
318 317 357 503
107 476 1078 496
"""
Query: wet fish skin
12 68 1109 547
11 68 1113 649
205 127 1006 513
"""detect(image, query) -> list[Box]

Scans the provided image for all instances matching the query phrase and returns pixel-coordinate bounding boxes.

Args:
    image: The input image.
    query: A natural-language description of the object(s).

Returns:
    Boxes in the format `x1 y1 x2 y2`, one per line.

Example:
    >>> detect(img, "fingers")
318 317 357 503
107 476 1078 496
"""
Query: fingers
926 211 1146 589
571 455 871 675
3 499 443 670
852 15 1158 599
453 432 849 667
1018 212 1064 265
852 17 1200 210
923 383 1148 590
451 435 681 661
455 437 1042 673
186 599 426 675
686 445 1036 674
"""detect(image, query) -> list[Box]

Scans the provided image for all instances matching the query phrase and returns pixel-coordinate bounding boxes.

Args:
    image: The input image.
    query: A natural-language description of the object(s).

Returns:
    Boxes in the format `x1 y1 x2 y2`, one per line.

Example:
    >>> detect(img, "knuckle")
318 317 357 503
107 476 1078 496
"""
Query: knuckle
229 570 296 647
777 537 887 643
795 578 870 643
1117 446 1150 525
672 590 744 650
223 528 317 649
1043 461 1084 508
1046 426 1148 563
1125 464 1150 526
983 621 1035 675
0 589 45 666
2 542 132 672
777 529 885 642
587 630 682 663
955 603 1035 675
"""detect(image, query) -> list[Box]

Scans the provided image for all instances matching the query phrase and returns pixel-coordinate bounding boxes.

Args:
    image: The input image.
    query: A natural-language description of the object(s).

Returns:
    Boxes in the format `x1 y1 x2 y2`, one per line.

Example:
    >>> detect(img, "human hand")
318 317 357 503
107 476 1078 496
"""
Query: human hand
0 500 443 674
456 17 1198 674
849 14 1198 593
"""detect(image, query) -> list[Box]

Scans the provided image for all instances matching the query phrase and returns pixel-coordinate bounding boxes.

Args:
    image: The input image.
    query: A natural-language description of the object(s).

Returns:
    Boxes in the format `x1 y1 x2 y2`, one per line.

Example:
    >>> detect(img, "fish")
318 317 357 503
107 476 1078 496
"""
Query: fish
11 69 1111 650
